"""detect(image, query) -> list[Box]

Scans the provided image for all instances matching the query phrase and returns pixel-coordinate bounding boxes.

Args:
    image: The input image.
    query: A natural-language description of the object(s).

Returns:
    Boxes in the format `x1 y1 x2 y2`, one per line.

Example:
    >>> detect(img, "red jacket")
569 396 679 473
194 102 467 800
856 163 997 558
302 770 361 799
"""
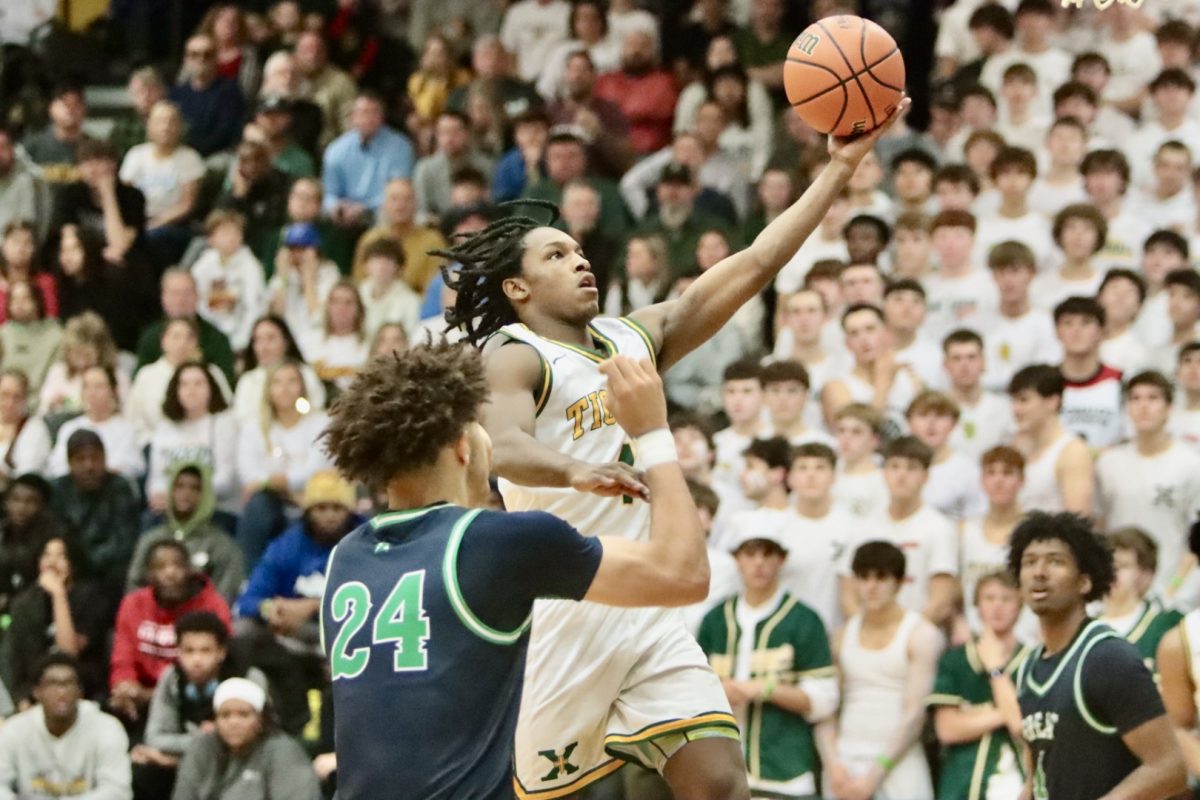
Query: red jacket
593 70 678 155
109 576 232 689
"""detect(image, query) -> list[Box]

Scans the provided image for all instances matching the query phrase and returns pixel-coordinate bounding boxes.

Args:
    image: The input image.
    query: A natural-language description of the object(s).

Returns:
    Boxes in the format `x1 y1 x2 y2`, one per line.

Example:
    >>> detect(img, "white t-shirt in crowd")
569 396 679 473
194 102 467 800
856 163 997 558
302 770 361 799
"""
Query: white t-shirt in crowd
778 505 856 632
191 245 266 351
1126 187 1197 234
950 391 1015 461
843 504 958 614
979 308 1063 393
1095 210 1153 272
47 414 144 480
1028 177 1087 220
1170 403 1200 451
924 451 987 522
1097 440 1200 595
235 411 333 493
974 212 1056 272
922 270 1000 343
774 235 849 295
1029 269 1104 312
499 0 571 82
1124 119 1200 189
119 144 205 219
895 336 946 390
1100 328 1155 376
833 467 889 520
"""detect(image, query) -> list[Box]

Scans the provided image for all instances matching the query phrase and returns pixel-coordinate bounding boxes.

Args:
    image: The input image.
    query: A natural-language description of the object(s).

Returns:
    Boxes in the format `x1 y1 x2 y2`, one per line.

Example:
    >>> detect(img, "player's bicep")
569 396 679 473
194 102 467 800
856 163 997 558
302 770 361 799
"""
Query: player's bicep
1057 441 1094 515
482 341 543 437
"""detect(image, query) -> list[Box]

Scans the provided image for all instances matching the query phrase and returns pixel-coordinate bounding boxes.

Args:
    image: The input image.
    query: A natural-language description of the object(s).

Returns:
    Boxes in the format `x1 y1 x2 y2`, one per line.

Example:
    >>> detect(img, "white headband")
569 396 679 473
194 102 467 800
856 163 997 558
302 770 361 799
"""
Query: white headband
213 678 265 713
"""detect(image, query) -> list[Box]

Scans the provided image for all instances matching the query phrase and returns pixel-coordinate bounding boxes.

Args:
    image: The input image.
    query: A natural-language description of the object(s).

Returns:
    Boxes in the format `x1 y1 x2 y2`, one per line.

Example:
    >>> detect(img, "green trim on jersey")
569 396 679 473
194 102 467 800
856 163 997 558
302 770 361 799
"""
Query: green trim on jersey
518 323 617 364
442 508 531 645
1073 631 1122 734
617 316 659 366
1023 620 1108 697
1119 599 1183 674
370 503 447 529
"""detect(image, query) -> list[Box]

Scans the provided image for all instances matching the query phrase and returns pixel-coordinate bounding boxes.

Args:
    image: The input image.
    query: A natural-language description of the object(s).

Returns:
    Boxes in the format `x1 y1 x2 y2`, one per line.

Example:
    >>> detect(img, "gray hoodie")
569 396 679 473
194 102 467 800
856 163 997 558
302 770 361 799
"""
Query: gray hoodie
0 700 131 800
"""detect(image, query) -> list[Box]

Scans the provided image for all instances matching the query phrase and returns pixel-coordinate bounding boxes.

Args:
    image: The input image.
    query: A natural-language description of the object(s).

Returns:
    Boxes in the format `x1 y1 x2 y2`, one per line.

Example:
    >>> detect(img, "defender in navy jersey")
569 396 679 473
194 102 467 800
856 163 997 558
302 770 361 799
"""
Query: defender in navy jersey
319 343 710 800
1009 511 1185 800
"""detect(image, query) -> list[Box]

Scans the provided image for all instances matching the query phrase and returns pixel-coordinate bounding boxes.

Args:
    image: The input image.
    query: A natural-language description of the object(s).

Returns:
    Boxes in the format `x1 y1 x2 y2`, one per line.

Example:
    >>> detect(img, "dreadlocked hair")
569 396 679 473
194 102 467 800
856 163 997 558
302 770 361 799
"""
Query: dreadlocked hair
432 199 561 347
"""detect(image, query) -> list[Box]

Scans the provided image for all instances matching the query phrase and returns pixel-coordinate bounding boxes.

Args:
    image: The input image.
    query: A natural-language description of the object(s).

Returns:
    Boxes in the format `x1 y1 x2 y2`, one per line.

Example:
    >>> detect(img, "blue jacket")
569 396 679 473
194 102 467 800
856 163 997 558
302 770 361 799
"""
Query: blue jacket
235 515 365 619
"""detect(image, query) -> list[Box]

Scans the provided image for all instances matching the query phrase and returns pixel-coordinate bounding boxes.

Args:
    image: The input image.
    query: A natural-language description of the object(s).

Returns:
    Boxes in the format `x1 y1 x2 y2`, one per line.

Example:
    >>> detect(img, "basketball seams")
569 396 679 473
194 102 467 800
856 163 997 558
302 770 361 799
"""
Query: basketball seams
784 58 847 106
816 18 875 132
864 52 905 93
786 43 899 112
856 17 879 128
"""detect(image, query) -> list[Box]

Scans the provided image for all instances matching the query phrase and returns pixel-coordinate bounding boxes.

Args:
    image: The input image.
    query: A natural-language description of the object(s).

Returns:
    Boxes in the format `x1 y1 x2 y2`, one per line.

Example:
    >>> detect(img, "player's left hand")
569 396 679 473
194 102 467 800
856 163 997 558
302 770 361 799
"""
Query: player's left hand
828 95 911 167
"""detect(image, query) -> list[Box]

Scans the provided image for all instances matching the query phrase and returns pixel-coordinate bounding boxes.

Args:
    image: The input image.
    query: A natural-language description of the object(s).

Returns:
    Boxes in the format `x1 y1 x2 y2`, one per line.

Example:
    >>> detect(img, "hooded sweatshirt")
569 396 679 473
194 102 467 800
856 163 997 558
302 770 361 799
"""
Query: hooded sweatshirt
110 575 232 690
0 700 131 800
127 463 245 602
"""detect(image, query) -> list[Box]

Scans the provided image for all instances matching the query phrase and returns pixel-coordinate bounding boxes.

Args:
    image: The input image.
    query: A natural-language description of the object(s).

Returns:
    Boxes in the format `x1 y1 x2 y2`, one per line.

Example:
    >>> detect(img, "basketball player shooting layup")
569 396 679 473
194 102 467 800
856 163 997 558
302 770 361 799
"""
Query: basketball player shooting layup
433 99 910 798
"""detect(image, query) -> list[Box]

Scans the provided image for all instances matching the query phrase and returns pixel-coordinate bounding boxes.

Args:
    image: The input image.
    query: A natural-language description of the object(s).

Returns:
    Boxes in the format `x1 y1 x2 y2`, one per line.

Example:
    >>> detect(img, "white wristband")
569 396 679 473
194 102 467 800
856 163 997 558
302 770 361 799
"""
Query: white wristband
634 428 677 470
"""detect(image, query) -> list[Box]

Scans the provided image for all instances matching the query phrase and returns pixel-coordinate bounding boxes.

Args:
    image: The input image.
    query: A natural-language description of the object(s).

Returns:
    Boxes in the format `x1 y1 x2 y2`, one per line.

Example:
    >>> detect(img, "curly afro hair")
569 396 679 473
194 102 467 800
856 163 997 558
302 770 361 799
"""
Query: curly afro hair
322 342 488 488
1007 511 1114 602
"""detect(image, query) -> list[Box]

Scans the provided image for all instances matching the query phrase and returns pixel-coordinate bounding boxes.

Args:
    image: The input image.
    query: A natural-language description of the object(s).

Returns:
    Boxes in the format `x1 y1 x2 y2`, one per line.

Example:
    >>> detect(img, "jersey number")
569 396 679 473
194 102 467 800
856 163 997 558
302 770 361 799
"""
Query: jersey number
329 571 430 679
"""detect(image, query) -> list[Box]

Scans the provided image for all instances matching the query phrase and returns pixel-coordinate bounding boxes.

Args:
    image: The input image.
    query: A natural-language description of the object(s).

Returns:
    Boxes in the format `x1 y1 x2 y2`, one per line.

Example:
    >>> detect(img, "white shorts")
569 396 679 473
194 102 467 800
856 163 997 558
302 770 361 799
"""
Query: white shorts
513 598 738 798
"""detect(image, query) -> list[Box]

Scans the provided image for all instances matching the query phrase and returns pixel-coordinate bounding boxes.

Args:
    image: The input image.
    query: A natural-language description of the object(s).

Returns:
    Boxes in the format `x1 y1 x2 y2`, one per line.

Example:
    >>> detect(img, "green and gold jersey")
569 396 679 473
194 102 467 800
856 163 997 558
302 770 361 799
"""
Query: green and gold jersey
928 640 1033 800
697 592 834 791
1106 598 1183 676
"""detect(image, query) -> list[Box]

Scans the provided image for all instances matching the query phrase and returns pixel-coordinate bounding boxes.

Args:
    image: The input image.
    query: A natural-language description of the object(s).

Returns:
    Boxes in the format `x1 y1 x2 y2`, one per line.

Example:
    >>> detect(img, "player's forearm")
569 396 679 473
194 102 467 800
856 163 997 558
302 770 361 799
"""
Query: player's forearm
1099 755 1188 800
643 462 709 601
746 158 854 274
490 428 587 488
880 705 927 765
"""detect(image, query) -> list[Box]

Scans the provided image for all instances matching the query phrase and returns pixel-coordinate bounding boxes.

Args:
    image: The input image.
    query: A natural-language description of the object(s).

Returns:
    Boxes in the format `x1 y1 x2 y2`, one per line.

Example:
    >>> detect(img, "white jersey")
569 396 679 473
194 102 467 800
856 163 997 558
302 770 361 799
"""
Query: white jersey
924 452 987 522
844 505 958 614
1096 440 1200 596
836 612 935 800
834 468 889 520
1029 269 1105 312
777 505 856 631
1100 329 1155 376
501 319 738 795
949 391 1015 461
1017 430 1077 513
495 318 657 540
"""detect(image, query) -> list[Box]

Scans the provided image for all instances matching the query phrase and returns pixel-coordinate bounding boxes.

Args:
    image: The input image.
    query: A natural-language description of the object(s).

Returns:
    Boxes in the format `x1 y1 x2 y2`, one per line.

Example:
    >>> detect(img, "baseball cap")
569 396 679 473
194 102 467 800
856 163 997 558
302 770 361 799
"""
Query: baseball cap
282 222 320 249
728 527 789 555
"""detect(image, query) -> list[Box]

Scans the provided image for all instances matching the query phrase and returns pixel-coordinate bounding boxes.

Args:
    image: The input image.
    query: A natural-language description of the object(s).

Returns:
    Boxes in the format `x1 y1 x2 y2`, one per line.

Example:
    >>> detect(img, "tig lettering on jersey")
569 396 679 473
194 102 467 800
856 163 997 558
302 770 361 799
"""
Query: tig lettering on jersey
1022 710 1058 742
566 390 617 440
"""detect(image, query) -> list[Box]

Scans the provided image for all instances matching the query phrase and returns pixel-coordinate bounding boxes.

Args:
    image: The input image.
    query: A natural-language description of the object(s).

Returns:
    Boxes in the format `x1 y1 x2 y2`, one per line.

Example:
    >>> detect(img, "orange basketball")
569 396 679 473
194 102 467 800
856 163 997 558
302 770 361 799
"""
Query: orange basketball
784 14 905 138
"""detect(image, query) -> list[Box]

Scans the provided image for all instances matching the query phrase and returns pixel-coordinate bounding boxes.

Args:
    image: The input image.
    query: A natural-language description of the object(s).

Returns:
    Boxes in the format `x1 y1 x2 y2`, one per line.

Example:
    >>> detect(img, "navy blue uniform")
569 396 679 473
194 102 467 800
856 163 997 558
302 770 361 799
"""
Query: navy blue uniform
321 502 603 800
1016 618 1165 800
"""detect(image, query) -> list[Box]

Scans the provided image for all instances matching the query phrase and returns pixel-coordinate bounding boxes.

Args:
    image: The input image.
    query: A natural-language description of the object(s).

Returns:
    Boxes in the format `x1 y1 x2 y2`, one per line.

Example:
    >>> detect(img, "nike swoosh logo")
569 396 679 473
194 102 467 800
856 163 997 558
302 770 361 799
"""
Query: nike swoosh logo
551 356 566 365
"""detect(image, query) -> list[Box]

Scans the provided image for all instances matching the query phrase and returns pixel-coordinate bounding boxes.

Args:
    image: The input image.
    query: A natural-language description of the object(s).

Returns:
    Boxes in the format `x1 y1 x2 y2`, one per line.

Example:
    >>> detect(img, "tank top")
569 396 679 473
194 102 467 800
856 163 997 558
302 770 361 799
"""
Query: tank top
493 318 657 541
1017 432 1075 514
839 611 923 753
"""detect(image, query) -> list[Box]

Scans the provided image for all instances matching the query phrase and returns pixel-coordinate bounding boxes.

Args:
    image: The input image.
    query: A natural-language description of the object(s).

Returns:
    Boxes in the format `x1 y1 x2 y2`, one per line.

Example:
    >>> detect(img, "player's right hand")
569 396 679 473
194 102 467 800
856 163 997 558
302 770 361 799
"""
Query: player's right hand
568 462 648 501
599 355 667 437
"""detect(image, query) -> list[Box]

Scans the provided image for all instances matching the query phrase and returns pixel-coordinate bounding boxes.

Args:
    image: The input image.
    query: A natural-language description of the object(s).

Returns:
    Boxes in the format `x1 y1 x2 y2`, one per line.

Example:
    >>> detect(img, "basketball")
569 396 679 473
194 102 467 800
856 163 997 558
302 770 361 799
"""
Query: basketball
784 15 906 138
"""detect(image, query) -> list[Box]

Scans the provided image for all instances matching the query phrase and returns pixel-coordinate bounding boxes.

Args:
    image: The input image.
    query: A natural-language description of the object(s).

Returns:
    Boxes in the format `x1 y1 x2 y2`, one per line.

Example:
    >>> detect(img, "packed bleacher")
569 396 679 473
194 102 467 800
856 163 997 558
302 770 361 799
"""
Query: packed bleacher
1 0 1200 797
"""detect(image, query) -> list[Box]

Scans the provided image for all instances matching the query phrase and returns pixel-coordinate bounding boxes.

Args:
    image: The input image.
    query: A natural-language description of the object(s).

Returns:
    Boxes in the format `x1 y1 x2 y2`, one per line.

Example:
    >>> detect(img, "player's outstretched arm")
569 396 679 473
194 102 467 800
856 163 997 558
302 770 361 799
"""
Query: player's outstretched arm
629 98 911 371
482 340 648 499
583 356 709 607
